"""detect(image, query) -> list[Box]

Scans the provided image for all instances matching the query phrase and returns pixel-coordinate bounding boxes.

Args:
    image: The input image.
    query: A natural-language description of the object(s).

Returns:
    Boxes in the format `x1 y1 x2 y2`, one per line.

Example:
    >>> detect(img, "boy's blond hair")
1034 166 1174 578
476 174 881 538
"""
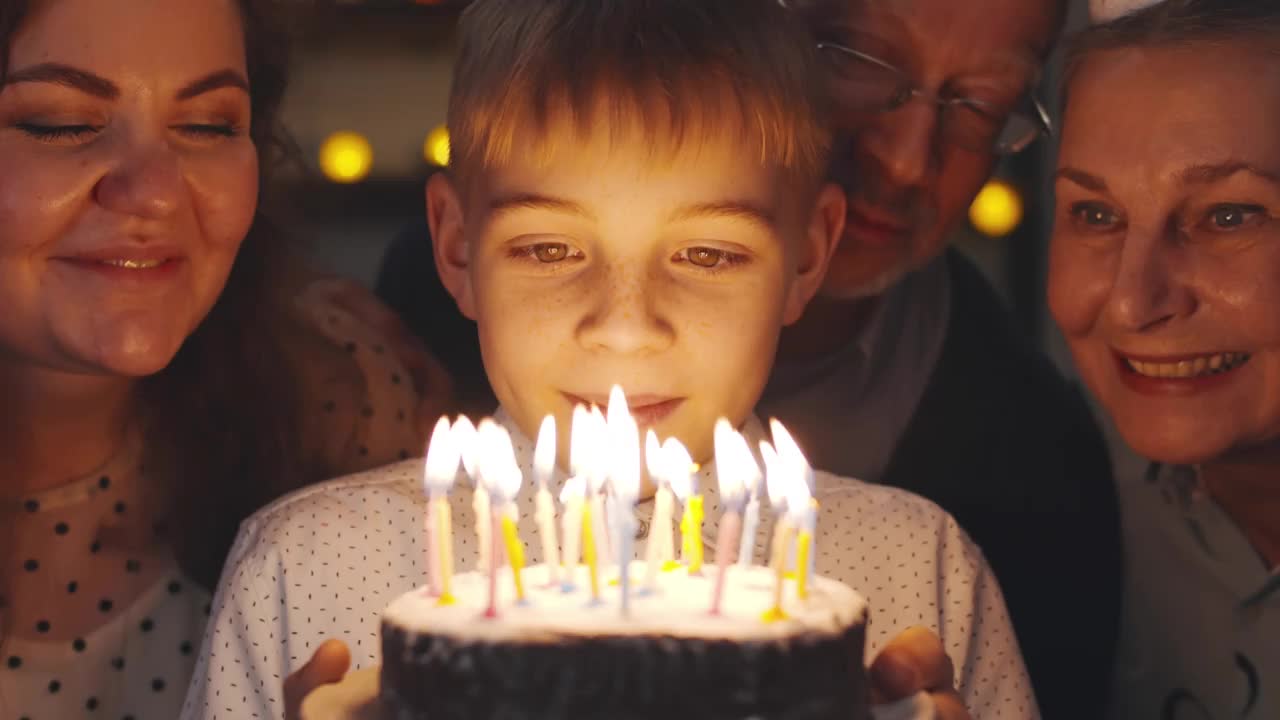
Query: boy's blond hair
448 0 830 192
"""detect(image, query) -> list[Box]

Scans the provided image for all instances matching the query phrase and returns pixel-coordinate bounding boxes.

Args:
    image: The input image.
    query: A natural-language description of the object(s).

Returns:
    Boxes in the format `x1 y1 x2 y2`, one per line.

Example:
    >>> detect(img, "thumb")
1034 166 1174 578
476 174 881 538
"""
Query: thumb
284 639 351 720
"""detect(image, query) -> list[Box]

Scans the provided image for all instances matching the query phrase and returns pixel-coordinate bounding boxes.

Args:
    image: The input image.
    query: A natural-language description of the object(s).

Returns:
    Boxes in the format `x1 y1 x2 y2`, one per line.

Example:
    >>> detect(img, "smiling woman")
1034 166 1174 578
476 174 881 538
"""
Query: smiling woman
0 1 446 718
1048 1 1280 717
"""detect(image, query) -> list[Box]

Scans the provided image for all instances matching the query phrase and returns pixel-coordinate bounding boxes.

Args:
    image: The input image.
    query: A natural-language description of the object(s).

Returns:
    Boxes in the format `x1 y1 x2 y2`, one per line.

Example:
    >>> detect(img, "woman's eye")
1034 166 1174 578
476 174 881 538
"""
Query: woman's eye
17 123 100 142
1069 201 1120 229
176 123 239 139
1205 204 1265 231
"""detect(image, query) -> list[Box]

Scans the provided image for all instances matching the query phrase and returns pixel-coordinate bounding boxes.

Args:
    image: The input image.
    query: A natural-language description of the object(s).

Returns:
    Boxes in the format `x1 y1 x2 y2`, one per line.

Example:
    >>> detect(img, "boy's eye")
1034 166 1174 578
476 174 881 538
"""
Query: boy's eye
531 243 572 263
675 246 745 269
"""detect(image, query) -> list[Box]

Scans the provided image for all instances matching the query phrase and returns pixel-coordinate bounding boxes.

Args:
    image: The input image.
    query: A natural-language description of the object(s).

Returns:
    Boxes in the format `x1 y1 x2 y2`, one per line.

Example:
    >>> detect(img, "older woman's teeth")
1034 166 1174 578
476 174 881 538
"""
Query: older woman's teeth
1127 353 1250 378
100 259 164 269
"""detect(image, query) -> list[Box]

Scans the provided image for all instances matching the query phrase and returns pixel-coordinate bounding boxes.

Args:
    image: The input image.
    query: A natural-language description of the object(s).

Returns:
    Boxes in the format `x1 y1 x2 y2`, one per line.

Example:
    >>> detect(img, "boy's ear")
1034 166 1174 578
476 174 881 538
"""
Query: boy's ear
783 182 846 325
426 172 477 320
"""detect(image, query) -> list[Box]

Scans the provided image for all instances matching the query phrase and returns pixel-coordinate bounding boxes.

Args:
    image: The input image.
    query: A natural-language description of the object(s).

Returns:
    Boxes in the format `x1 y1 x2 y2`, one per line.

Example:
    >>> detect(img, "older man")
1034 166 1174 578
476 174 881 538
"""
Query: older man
759 0 1119 717
375 0 1119 715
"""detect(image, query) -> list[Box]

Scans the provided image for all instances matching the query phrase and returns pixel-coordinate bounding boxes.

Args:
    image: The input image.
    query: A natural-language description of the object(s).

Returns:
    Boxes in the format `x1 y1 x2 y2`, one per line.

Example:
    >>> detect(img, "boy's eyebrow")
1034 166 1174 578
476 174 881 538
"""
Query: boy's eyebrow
489 192 596 221
668 200 777 233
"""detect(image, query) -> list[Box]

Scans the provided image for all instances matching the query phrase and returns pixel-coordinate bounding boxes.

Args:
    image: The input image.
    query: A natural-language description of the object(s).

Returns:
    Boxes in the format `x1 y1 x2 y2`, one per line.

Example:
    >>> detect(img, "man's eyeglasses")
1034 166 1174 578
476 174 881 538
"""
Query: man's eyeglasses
815 41 1052 155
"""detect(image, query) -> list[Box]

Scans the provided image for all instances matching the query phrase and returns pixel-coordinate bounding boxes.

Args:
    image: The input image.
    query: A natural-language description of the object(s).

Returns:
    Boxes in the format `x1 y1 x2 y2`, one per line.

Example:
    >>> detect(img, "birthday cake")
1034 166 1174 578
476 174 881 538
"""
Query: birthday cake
379 561 870 720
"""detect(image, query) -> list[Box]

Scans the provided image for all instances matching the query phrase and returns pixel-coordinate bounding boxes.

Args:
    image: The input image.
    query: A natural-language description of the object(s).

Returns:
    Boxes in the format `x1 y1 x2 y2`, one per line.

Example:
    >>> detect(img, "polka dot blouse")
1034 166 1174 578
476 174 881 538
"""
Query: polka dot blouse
182 411 1039 720
0 284 430 720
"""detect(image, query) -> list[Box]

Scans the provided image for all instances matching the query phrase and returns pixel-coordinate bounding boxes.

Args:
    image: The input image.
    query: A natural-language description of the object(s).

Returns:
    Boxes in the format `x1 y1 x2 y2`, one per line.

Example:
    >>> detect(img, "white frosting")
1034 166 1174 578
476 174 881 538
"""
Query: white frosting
384 562 867 643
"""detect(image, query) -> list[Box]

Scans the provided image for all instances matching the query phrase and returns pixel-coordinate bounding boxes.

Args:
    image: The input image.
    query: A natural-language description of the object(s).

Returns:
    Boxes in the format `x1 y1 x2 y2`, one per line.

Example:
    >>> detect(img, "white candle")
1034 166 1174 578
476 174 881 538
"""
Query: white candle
737 492 760 566
422 416 461 597
710 419 755 615
559 477 585 591
606 385 641 615
449 416 489 574
477 420 527 613
642 430 674 590
771 419 817 588
533 415 560 586
588 406 614 567
473 481 491 574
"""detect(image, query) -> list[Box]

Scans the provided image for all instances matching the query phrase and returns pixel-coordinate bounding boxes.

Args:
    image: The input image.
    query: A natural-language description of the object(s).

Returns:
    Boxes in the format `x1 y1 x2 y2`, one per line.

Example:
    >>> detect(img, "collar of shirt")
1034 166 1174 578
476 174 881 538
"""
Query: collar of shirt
1148 463 1280 609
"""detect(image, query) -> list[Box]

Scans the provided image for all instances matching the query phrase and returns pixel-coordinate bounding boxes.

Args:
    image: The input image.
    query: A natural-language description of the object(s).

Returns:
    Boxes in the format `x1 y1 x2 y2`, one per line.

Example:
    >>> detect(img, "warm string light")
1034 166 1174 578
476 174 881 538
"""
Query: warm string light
419 389 819 621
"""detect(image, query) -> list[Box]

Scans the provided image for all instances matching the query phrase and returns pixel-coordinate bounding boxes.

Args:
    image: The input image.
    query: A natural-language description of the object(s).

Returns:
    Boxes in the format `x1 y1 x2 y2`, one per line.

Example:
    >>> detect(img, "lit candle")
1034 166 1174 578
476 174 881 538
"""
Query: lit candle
477 420 527 616
606 386 641 616
710 419 756 615
451 417 491 575
588 405 614 568
771 420 817 593
559 477 585 592
737 471 761 566
422 416 461 603
570 405 604 603
759 439 791 622
642 430 674 591
533 415 560 587
663 438 701 574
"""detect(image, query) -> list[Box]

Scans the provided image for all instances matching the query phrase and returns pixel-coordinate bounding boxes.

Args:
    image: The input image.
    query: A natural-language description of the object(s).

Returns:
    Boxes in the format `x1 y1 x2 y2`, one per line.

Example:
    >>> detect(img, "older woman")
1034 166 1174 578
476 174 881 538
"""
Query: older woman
1049 1 1280 717
0 0 450 717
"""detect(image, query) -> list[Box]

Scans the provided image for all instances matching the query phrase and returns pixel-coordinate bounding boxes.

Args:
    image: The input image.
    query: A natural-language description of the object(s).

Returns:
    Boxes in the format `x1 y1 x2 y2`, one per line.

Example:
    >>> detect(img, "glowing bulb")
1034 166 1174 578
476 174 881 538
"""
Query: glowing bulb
969 178 1024 237
319 131 373 184
423 125 450 167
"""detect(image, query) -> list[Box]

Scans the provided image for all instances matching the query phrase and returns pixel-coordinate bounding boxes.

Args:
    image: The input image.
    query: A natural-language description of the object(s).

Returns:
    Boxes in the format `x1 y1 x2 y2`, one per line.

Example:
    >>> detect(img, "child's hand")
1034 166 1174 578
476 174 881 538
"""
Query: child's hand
870 626 969 720
284 639 351 720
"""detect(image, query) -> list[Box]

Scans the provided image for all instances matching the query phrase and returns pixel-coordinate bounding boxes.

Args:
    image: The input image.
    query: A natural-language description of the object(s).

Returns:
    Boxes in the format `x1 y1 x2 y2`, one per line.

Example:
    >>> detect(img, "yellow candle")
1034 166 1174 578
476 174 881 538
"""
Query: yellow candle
435 497 456 606
500 513 526 602
795 529 812 601
582 503 601 601
685 494 705 575
761 518 793 623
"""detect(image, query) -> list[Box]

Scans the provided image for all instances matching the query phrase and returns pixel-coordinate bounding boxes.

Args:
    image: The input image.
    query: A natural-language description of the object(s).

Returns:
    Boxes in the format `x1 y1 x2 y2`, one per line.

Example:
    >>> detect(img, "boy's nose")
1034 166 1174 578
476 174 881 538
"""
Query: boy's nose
576 276 676 356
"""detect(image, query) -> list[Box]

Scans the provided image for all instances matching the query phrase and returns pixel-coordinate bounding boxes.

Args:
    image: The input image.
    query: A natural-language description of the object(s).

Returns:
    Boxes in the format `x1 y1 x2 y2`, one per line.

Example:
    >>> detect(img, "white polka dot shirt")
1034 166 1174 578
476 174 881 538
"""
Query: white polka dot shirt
0 285 428 720
181 412 1039 719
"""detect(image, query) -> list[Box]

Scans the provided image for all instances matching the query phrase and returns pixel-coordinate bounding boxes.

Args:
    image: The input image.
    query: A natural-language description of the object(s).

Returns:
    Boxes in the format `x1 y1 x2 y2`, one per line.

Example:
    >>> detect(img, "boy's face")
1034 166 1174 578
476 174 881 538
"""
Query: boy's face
429 116 843 466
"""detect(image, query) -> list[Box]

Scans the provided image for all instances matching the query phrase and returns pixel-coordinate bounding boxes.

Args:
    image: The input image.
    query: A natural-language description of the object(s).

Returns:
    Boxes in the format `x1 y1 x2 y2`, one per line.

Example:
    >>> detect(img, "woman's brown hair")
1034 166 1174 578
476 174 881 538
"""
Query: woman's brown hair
0 0 314 610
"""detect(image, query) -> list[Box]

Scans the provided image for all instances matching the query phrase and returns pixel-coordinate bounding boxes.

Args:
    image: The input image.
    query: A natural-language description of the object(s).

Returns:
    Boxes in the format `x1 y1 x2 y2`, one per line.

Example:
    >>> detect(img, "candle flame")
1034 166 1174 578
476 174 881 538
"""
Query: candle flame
769 420 813 516
713 418 758 509
661 436 695 501
559 475 586 504
476 419 523 503
570 404 595 479
644 429 664 488
423 416 460 493
759 440 788 511
451 415 480 483
533 414 557 487
607 386 641 500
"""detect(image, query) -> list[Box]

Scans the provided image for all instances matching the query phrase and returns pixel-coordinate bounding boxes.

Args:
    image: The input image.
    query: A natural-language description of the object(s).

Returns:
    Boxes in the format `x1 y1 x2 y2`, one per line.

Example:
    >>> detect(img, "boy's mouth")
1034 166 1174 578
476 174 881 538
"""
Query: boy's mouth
561 392 685 427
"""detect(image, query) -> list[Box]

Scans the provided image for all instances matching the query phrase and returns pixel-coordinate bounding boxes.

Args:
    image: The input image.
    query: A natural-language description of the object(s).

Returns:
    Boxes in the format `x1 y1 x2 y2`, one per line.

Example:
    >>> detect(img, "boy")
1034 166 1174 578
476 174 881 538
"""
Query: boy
182 1 1035 718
